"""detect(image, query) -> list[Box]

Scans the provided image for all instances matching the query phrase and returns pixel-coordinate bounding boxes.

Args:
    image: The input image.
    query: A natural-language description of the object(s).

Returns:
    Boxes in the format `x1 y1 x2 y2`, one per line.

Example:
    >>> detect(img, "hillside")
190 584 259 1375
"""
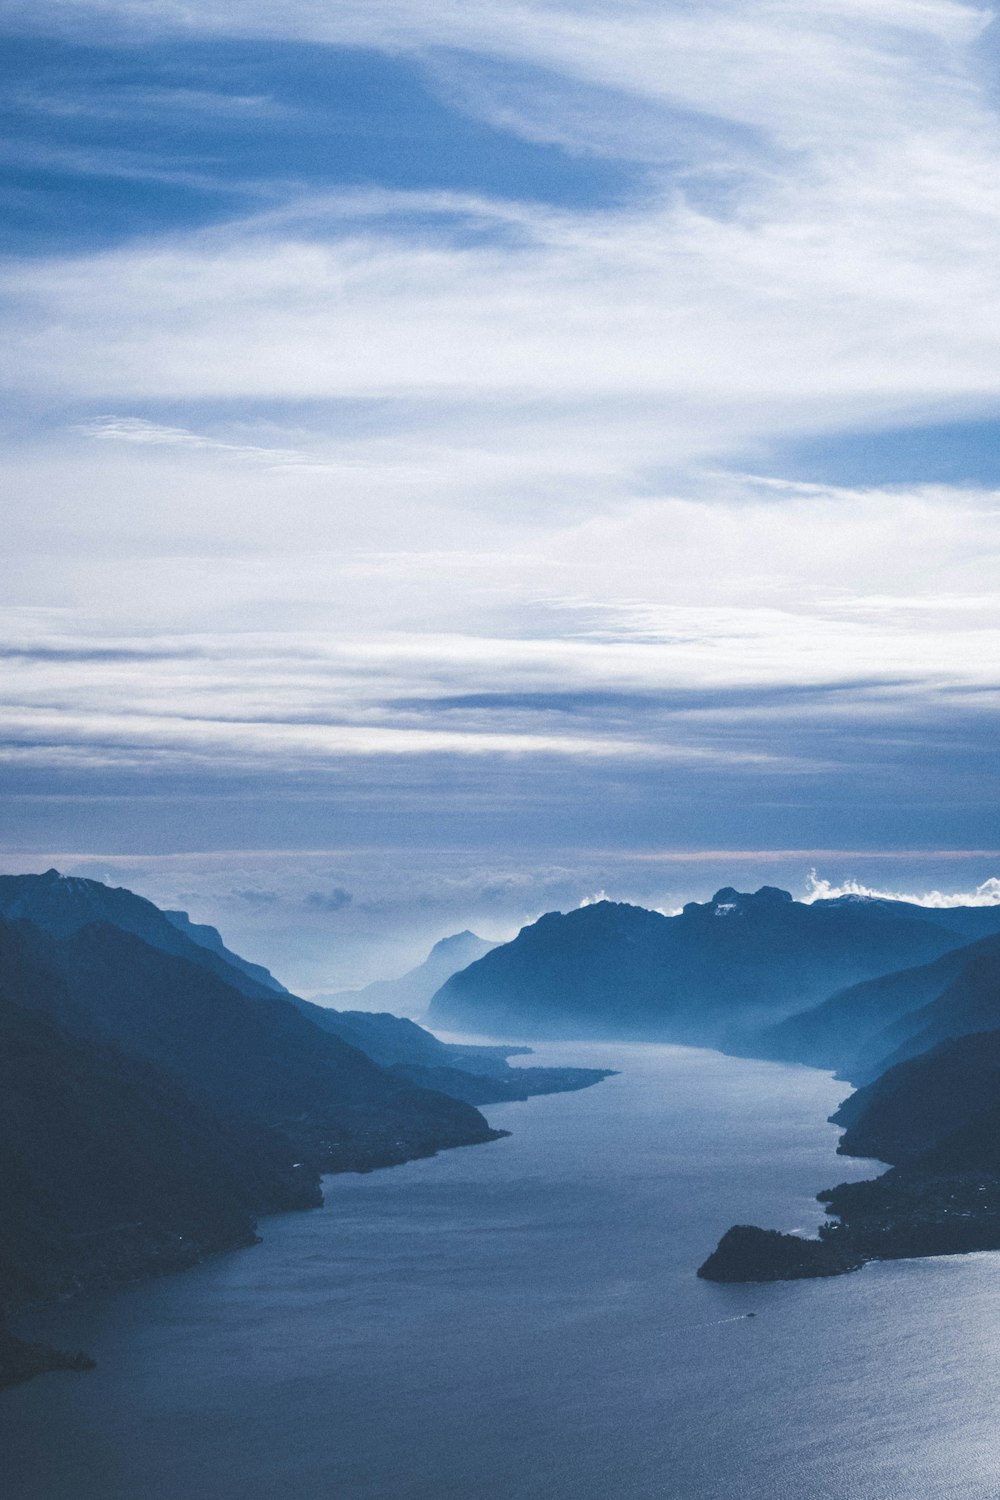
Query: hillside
0 870 280 1000
749 933 1000 1079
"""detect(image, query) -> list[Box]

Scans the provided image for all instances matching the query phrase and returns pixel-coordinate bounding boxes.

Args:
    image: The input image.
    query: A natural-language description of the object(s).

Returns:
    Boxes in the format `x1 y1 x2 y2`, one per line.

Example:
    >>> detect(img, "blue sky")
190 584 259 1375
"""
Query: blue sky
3 0 1000 990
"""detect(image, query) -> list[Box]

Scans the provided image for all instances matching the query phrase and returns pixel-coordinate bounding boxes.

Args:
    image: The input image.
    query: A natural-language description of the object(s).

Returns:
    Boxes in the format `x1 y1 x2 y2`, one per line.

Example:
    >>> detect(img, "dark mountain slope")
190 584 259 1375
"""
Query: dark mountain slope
0 990 278 1307
832 1031 1000 1164
750 933 1000 1079
0 870 278 1000
428 889 969 1044
0 921 335 1387
20 920 500 1176
0 902 506 1387
863 940 1000 1078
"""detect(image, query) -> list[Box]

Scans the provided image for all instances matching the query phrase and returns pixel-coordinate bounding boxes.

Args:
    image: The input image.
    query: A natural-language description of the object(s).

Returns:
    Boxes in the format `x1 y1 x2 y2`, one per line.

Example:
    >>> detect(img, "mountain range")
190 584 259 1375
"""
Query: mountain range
426 887 1000 1046
8 865 1000 1347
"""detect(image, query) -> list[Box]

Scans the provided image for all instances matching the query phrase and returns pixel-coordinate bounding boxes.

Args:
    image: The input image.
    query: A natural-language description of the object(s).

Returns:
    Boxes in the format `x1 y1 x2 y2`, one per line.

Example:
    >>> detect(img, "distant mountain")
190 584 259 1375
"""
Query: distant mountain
0 870 279 1000
427 889 977 1045
314 930 496 1018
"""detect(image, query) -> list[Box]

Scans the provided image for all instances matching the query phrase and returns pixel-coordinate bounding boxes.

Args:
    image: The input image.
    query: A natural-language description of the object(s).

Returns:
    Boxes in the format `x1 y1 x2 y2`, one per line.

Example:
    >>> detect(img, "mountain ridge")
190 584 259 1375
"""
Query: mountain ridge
427 888 990 1045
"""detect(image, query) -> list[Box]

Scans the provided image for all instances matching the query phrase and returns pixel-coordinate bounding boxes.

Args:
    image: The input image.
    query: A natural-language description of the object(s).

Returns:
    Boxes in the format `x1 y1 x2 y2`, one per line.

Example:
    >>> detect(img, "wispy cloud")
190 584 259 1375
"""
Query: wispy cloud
78 415 309 466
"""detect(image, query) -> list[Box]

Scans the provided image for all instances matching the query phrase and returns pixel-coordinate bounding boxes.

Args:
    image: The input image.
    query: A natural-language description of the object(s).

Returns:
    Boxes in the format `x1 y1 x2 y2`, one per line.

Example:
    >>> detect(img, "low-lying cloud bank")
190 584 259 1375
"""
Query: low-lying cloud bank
805 872 1000 909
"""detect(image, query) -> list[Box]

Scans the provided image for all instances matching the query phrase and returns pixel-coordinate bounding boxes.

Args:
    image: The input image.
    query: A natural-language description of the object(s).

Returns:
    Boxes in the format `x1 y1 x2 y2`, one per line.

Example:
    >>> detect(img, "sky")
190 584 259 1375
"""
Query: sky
3 0 1000 993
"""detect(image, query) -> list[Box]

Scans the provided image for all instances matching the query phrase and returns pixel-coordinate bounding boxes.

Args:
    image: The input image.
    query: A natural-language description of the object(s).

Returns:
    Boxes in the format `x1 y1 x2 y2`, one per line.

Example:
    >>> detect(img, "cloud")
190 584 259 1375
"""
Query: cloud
2 474 1000 797
231 885 280 905
578 889 609 906
304 886 353 912
78 415 309 467
804 871 1000 907
5 0 1000 455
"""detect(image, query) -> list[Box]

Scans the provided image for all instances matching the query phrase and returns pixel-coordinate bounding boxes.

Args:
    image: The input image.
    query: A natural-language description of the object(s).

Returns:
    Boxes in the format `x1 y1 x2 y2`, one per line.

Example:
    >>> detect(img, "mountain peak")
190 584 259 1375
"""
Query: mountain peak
706 886 794 913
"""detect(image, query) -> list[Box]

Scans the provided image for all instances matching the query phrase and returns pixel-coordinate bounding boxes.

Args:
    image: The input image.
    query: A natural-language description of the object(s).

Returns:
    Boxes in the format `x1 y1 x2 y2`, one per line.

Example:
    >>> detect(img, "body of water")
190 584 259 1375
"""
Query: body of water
4 1042 1000 1499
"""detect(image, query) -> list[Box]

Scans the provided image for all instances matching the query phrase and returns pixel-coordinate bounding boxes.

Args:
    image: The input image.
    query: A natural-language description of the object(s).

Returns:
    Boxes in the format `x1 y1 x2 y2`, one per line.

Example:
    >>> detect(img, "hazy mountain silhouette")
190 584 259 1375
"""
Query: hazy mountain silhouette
313 930 496 1018
427 890 977 1044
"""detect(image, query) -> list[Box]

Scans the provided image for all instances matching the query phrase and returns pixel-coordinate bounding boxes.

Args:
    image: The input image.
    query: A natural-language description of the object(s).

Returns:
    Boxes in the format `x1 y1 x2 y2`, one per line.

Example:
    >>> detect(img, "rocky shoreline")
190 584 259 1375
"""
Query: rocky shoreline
699 1168 1000 1282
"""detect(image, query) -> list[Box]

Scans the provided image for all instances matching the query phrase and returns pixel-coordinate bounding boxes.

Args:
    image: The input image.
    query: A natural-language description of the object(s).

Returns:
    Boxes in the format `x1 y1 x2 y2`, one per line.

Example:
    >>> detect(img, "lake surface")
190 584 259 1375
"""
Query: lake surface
5 1041 1000 1500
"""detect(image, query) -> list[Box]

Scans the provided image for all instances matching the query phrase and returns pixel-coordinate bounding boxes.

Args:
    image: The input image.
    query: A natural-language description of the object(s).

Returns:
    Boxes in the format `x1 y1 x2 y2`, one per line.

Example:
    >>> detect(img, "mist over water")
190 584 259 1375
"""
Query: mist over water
4 1042 1000 1500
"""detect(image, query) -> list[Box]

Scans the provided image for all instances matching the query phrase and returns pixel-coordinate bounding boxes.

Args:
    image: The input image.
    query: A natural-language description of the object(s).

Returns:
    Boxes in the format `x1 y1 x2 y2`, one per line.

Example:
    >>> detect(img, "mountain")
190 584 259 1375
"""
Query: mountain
286 996 612 1105
831 1030 1000 1165
813 893 1000 943
700 935 1000 1283
699 1040 1000 1285
0 958 308 1305
0 919 331 1386
0 875 615 1387
163 908 288 994
427 889 976 1045
0 907 505 1385
862 936 1000 1076
1 874 579 1107
14 917 499 1178
0 870 279 1000
749 934 999 1078
313 930 496 1018
754 928 1000 1082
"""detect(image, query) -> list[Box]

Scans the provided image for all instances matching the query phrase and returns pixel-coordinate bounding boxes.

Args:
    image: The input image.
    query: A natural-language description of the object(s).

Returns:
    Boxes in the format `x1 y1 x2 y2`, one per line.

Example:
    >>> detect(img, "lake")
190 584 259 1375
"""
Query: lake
4 1041 1000 1499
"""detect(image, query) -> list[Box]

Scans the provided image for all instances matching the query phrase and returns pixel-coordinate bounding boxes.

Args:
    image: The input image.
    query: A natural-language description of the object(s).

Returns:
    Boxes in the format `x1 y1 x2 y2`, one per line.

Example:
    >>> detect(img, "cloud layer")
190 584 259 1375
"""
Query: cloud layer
3 0 1000 969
